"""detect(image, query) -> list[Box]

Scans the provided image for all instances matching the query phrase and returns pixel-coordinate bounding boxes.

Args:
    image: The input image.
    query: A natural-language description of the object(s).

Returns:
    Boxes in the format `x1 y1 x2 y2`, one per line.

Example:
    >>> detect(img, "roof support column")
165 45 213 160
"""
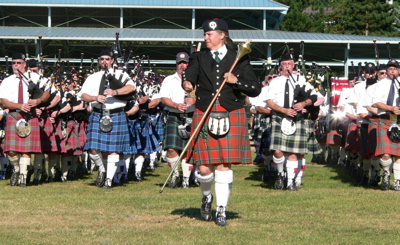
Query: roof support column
191 9 196 53
263 10 266 30
344 43 350 78
120 8 123 28
267 43 272 65
48 7 51 27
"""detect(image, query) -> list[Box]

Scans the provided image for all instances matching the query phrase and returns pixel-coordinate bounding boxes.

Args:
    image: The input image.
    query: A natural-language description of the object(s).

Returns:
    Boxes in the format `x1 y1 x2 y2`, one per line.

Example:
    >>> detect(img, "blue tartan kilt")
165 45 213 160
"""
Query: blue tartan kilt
130 115 162 154
152 114 164 143
84 111 133 154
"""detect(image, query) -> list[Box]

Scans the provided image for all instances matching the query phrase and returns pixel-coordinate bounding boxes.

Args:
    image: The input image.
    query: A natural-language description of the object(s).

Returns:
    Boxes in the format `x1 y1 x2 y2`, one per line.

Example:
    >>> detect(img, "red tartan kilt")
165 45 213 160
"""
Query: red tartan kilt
326 130 342 146
64 120 87 155
375 119 400 156
4 112 43 153
367 119 378 157
40 116 66 153
186 105 252 165
345 122 360 151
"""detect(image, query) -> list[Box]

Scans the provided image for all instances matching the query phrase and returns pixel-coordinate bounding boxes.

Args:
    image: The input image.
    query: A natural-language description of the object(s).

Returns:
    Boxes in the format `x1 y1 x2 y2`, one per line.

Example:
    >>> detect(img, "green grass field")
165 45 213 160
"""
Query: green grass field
1 161 400 244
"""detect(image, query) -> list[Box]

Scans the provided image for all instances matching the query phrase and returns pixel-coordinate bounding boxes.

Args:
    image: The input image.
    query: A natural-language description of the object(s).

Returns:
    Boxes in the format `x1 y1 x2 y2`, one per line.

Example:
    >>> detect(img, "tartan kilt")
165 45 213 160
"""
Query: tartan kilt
163 115 189 151
84 111 132 154
130 116 162 154
367 118 378 158
358 124 369 159
39 113 66 153
258 126 271 154
152 114 164 143
269 115 309 155
344 122 360 152
326 129 342 146
4 112 43 153
375 118 400 156
252 114 270 141
64 119 87 155
186 105 252 165
306 119 323 154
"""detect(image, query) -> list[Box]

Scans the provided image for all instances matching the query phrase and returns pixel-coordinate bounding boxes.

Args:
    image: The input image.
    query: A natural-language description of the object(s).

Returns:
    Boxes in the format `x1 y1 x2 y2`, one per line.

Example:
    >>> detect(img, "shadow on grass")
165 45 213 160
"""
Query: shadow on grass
245 166 277 189
171 207 240 221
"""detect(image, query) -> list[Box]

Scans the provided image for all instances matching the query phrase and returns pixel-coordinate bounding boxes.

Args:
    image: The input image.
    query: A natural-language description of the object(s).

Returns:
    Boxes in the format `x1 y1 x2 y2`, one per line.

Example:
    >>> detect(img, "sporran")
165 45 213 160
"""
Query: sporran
16 119 32 138
99 115 113 133
281 117 296 135
208 111 230 136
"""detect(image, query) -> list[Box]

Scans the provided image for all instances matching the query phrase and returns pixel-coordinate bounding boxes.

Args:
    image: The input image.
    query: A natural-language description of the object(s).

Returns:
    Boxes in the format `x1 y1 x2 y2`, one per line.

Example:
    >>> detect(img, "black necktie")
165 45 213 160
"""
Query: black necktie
387 79 395 106
214 51 221 63
284 79 290 108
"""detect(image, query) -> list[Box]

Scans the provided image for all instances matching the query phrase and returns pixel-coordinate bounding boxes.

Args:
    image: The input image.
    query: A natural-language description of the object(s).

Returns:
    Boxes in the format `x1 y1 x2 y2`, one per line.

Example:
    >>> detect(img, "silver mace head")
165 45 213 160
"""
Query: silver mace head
236 40 252 60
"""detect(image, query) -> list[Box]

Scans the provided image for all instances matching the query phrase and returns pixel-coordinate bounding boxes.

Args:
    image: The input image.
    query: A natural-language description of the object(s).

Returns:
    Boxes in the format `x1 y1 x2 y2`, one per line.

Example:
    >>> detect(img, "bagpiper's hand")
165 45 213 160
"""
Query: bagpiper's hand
176 103 188 112
35 108 42 116
20 103 32 113
96 95 106 103
103 88 114 96
184 97 195 107
28 98 41 107
293 102 306 112
285 108 297 118
393 106 400 115
183 81 193 93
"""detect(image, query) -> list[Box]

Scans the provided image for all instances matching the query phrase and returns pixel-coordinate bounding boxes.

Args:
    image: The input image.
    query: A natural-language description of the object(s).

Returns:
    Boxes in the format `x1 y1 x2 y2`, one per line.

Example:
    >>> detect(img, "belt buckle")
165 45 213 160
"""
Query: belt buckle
103 109 110 114
390 114 397 122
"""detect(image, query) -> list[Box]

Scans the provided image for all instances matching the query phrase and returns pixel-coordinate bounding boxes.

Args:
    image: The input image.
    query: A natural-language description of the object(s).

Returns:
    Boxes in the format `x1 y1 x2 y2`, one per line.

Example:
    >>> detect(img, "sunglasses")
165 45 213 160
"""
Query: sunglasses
12 61 24 64
379 72 386 75
99 57 111 61
267 75 278 80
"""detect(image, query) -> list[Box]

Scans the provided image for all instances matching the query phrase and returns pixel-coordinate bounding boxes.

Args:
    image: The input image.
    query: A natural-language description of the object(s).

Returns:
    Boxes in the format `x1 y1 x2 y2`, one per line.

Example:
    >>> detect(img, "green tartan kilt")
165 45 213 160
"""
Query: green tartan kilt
270 114 309 155
163 115 189 151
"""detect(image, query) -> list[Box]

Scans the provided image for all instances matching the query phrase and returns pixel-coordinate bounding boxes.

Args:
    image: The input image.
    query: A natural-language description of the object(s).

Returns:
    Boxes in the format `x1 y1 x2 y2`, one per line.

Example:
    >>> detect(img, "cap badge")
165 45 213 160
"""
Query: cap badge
209 21 217 30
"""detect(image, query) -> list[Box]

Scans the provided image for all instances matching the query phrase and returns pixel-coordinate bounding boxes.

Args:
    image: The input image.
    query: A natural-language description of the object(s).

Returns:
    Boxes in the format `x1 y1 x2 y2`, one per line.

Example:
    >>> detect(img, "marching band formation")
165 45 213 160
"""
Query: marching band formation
0 20 399 226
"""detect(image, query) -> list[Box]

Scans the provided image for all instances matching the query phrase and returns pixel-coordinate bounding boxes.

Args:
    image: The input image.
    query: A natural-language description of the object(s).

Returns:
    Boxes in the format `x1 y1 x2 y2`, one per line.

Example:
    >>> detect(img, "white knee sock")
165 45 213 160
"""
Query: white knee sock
380 158 393 174
123 155 131 175
295 158 306 186
273 155 285 173
286 160 298 186
393 163 400 180
106 155 120 182
149 152 157 168
135 156 145 173
8 155 19 173
215 170 233 208
166 156 179 177
195 171 214 199
89 153 105 173
181 159 193 179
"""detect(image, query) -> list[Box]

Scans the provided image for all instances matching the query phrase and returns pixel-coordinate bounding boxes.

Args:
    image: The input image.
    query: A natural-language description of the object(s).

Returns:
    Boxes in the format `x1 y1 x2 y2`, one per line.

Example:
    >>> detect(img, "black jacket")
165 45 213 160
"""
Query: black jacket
184 48 261 112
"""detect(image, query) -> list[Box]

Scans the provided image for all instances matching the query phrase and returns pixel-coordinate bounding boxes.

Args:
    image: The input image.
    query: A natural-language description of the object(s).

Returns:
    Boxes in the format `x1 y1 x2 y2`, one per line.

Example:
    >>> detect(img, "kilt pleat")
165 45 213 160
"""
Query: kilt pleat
375 118 400 156
64 120 86 155
269 115 309 155
84 111 132 154
4 112 43 153
345 122 360 152
306 120 323 154
40 116 66 153
186 105 252 165
367 119 378 158
130 115 162 154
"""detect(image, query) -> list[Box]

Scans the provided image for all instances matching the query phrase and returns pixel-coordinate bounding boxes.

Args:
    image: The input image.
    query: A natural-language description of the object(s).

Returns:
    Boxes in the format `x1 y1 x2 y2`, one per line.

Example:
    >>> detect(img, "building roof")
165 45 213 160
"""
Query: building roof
0 26 398 44
0 0 289 10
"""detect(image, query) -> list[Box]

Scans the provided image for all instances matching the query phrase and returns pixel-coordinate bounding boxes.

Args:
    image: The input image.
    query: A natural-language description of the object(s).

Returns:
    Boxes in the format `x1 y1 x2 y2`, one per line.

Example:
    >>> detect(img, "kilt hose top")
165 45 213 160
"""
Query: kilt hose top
84 110 132 155
186 103 252 165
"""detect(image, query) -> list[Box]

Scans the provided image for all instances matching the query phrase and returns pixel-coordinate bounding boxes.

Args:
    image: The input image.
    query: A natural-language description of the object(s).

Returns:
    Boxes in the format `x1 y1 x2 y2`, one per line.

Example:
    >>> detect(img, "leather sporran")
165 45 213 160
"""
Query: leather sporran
178 117 192 139
281 117 296 135
388 124 400 143
99 115 113 133
208 111 230 136
61 122 68 139
16 119 32 138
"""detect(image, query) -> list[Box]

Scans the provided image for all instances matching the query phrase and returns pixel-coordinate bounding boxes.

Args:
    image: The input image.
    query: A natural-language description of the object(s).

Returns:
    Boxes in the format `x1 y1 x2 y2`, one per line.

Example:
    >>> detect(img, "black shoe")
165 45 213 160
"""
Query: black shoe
135 172 142 182
381 174 391 190
67 170 76 181
361 175 369 187
168 176 180 189
286 184 298 191
200 194 213 221
33 177 39 186
40 174 48 184
274 172 284 190
19 174 26 188
215 206 228 226
10 172 19 186
95 172 106 187
121 174 129 184
26 167 34 185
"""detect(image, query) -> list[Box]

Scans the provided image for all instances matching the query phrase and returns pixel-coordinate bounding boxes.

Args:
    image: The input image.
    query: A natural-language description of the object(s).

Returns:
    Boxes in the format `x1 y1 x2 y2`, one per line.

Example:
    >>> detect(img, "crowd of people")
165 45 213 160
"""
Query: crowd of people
0 18 399 226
